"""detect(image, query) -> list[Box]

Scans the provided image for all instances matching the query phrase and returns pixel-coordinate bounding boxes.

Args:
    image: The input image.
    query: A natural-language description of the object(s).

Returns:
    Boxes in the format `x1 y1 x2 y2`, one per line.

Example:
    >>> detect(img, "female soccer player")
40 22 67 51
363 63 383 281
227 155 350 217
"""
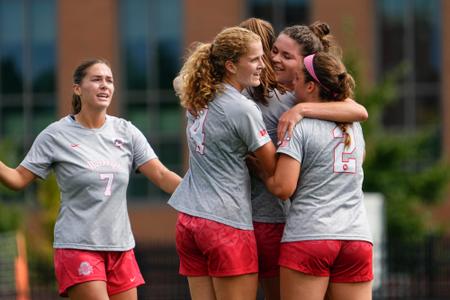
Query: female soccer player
260 52 373 300
168 27 277 300
272 22 368 141
240 18 368 300
0 59 181 300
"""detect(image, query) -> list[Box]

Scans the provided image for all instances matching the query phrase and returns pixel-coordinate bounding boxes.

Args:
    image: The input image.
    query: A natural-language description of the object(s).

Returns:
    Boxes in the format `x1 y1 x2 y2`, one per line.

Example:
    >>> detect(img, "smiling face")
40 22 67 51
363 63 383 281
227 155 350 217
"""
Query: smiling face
226 40 265 91
270 33 304 90
73 63 114 112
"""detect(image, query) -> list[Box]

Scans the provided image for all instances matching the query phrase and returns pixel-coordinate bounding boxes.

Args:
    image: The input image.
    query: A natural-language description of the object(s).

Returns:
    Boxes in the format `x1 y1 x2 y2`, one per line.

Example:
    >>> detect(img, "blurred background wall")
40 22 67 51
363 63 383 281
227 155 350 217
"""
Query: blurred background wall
1 0 447 243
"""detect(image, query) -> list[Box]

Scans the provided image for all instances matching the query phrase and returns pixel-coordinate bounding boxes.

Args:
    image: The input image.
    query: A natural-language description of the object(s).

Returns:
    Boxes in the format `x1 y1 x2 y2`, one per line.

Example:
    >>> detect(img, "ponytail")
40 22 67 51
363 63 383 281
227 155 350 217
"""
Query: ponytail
72 94 82 114
338 123 351 148
178 43 220 113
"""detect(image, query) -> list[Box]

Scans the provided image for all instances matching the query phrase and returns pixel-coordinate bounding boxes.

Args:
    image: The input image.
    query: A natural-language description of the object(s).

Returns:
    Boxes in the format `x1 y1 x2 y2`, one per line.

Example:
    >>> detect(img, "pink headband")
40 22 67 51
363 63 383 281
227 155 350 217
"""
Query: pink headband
303 54 323 86
303 54 337 97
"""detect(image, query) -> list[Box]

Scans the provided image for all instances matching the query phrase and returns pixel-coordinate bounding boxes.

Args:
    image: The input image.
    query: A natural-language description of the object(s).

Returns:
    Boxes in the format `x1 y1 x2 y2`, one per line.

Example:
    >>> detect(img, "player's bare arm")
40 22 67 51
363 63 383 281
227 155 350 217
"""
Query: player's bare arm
0 163 36 191
139 159 181 194
277 98 368 142
264 154 300 200
252 141 277 178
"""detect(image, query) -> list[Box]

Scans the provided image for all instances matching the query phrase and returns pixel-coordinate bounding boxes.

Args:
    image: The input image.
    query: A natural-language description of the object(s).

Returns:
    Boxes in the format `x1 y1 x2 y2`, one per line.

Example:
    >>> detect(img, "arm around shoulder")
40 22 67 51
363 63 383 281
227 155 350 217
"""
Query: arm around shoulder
342 98 368 121
293 98 368 122
277 98 368 142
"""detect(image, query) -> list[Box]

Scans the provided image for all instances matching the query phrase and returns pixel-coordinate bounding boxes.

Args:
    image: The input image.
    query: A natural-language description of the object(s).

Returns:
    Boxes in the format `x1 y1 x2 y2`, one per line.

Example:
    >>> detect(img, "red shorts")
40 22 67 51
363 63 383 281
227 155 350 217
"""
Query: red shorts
279 240 373 283
253 222 284 278
175 212 258 277
54 248 145 297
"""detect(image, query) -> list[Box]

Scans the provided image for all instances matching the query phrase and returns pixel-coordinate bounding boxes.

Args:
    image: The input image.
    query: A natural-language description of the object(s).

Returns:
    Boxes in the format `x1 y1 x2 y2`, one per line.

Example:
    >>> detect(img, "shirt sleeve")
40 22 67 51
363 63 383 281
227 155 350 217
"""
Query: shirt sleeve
129 122 158 171
228 102 271 152
276 122 304 163
20 130 54 179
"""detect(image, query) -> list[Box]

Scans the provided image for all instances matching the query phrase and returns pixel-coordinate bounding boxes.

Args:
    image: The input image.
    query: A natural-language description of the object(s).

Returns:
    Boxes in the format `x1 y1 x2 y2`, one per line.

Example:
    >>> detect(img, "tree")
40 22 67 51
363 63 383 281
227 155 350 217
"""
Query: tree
26 174 60 284
344 56 450 243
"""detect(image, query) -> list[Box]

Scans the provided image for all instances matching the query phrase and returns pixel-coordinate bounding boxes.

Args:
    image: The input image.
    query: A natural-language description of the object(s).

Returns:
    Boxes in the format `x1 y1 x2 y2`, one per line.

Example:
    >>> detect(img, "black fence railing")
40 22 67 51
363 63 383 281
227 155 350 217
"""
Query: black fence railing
134 237 450 300
135 245 190 300
373 236 450 300
0 232 17 300
5 236 450 299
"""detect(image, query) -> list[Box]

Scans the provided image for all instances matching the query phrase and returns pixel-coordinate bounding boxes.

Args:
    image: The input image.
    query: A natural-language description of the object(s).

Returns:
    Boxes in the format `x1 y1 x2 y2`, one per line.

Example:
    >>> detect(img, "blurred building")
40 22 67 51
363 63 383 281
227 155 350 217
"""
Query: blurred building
0 0 448 244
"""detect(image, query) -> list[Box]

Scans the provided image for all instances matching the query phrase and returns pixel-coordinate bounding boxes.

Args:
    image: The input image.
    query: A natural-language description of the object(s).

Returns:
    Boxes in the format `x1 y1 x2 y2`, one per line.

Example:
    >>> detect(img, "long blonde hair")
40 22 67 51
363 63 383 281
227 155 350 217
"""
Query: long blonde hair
239 18 284 104
178 27 261 114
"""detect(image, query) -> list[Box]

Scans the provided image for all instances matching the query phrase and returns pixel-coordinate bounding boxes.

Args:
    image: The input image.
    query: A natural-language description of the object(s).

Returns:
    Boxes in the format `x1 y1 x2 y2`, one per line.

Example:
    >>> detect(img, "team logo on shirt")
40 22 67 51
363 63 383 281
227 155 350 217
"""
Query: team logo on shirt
78 261 93 276
86 160 121 170
259 129 268 137
113 138 124 149
279 136 291 148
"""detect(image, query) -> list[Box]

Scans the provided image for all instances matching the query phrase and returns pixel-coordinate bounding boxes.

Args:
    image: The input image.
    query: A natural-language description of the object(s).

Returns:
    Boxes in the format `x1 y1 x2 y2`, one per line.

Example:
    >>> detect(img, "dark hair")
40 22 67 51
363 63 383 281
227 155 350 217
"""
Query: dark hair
302 52 355 147
239 18 284 104
72 58 111 114
302 52 355 101
281 21 341 57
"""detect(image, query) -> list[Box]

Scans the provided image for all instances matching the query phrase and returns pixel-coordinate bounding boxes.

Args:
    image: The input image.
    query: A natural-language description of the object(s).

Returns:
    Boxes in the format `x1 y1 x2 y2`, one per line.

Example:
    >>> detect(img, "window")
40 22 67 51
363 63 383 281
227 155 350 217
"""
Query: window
246 0 310 32
0 0 56 202
377 0 441 130
119 0 183 202
0 0 56 145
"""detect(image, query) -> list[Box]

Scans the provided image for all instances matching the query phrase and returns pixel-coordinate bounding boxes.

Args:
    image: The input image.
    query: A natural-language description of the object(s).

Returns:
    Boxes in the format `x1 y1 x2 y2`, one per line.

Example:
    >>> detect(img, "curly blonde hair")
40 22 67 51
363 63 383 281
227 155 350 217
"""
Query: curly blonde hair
178 27 261 114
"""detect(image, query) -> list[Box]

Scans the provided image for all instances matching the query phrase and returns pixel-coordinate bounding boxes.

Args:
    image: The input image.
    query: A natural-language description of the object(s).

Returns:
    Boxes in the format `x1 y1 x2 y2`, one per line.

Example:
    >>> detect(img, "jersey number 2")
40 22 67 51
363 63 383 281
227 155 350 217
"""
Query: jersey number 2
333 126 356 173
189 109 208 154
100 173 114 196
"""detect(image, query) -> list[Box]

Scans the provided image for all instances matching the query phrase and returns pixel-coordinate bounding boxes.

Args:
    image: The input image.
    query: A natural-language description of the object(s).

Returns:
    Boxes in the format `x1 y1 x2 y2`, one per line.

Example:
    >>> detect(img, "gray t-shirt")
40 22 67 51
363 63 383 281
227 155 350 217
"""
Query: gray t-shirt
21 115 157 251
168 84 271 230
277 118 372 243
251 90 296 223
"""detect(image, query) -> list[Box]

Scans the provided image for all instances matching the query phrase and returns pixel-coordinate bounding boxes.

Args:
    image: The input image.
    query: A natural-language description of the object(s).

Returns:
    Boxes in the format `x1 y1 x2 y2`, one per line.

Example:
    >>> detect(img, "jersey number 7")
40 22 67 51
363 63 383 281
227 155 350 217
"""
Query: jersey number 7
100 173 114 196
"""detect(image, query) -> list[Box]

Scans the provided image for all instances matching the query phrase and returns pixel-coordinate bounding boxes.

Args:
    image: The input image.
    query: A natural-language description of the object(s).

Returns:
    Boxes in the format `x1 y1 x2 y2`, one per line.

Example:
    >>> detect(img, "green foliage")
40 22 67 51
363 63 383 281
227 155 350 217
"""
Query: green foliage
36 173 60 240
0 136 58 282
0 139 24 232
0 202 23 232
345 57 450 242
0 139 20 196
27 173 60 284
